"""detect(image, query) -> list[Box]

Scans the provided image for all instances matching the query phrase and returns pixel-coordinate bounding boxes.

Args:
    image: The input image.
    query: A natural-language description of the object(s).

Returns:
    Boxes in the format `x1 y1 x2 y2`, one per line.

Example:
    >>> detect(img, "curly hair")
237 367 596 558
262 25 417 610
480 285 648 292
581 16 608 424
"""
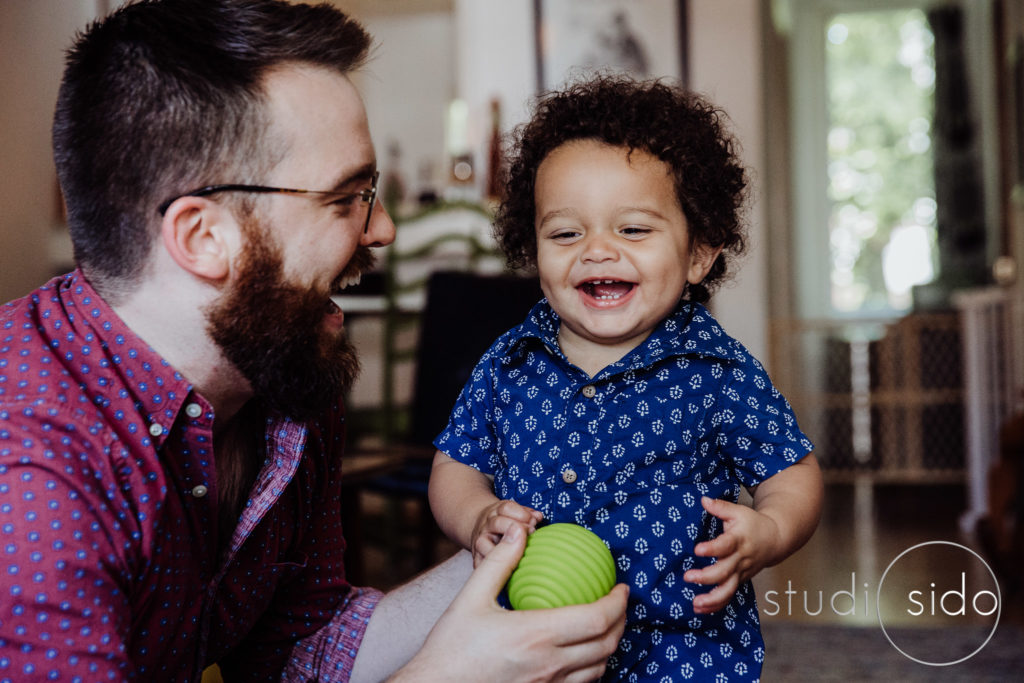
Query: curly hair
494 75 749 303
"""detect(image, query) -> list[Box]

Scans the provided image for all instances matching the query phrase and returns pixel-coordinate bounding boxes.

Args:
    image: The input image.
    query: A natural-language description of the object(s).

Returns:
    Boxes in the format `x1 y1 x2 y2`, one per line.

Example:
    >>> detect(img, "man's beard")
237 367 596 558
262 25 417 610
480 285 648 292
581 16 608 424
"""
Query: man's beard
204 221 372 421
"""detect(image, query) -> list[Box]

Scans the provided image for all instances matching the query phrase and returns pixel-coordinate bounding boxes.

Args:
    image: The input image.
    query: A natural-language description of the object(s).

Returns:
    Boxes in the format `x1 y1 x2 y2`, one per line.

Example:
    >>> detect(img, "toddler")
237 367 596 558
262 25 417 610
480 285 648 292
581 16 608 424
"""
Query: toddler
428 75 823 682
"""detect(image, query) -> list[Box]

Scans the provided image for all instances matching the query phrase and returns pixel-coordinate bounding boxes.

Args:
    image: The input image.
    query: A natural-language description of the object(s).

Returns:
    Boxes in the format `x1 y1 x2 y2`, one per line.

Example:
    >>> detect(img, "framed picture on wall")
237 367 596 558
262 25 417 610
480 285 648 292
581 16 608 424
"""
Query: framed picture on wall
534 0 688 92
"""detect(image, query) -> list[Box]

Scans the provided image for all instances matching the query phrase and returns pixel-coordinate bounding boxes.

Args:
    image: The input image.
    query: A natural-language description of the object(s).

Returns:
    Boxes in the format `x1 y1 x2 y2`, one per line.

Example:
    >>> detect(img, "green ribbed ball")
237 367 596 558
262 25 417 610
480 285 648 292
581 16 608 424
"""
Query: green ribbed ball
507 523 616 610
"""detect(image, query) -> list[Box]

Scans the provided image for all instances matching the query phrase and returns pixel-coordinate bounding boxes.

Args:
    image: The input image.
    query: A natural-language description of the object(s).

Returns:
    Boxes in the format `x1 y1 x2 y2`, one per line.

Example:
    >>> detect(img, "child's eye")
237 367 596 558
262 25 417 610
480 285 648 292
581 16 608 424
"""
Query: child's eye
621 225 652 237
550 229 581 241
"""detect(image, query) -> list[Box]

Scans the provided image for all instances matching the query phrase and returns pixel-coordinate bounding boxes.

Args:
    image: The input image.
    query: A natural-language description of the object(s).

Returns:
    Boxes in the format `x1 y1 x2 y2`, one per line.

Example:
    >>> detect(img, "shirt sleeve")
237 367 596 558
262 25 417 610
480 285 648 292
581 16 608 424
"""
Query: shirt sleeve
713 352 815 487
0 411 137 681
275 587 381 682
432 349 503 475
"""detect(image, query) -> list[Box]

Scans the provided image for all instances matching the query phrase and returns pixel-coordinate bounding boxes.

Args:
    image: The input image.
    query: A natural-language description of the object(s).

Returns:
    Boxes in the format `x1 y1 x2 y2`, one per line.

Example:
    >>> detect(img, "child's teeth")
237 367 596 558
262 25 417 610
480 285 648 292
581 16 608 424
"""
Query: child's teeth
587 279 630 300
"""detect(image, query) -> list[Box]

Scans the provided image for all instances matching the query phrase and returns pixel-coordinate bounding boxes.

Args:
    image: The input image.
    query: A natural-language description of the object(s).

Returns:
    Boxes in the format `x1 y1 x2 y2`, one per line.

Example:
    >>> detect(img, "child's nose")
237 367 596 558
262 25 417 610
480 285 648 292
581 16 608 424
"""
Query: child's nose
581 232 619 262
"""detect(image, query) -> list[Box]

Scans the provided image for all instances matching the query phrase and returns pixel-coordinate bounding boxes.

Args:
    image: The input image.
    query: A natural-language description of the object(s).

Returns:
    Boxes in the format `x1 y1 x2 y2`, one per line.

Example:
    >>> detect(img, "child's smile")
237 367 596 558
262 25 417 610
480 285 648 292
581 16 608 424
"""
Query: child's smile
534 139 720 374
578 278 636 305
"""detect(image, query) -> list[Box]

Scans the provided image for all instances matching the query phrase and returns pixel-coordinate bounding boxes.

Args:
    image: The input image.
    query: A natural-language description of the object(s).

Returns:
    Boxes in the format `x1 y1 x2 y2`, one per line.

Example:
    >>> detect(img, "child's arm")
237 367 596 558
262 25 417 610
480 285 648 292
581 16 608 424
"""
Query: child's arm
428 451 543 566
683 452 823 614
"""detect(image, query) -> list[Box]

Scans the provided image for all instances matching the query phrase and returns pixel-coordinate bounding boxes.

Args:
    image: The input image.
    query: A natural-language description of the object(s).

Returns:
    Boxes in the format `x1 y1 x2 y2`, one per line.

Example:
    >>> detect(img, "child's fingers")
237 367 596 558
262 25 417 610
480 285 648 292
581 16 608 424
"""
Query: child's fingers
474 517 533 565
693 530 738 559
700 495 744 521
462 523 527 594
472 535 498 567
683 551 737 587
496 499 543 524
692 574 739 614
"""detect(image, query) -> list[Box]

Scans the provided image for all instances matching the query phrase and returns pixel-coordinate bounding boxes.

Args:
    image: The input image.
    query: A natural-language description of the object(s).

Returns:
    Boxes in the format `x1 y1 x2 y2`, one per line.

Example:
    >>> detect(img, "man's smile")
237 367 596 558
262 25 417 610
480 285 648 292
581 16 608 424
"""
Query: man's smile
326 246 377 321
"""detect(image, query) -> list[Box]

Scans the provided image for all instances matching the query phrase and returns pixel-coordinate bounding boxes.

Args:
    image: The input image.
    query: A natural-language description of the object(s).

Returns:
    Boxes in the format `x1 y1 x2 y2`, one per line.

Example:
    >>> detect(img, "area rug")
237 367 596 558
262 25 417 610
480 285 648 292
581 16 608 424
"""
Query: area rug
760 621 1023 681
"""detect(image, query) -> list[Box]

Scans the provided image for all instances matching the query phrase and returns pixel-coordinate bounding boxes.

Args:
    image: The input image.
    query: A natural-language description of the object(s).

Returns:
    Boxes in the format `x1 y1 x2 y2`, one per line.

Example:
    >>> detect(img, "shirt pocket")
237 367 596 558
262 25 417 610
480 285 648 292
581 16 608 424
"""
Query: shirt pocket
252 550 310 587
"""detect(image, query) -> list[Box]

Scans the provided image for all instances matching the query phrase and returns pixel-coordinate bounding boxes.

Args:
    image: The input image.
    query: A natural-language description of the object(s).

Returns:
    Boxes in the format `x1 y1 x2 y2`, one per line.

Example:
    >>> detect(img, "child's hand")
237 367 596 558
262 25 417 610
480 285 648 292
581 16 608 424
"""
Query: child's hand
470 499 543 567
684 456 823 614
683 496 781 614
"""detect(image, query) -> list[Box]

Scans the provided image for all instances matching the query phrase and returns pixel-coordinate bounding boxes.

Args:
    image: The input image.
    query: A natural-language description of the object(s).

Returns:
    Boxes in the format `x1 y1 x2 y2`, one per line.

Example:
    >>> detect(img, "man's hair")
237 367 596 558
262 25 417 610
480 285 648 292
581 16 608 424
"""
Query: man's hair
52 0 371 296
494 75 748 304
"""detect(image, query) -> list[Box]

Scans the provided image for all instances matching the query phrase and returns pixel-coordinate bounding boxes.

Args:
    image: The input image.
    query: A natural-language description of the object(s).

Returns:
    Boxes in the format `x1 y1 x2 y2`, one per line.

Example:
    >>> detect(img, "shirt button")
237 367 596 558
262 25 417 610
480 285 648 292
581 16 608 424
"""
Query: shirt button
191 485 209 498
581 384 597 398
185 403 203 418
148 423 164 437
562 469 578 484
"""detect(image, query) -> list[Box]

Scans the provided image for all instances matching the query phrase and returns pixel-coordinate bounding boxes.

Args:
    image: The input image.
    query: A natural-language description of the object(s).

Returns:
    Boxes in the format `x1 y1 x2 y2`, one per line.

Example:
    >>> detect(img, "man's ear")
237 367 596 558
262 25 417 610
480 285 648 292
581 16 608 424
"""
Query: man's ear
160 199 236 282
687 242 725 285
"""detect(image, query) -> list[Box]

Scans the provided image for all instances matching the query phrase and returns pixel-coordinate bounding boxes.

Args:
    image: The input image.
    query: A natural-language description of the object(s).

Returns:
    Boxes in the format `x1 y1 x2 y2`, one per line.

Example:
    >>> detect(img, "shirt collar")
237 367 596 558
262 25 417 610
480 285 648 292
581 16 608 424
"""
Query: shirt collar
508 299 743 373
61 269 195 447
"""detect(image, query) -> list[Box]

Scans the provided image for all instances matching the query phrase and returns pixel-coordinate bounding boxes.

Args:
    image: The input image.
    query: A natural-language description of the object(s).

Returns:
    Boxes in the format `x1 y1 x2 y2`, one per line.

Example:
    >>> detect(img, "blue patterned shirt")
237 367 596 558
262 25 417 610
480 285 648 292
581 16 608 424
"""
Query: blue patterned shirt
436 300 813 682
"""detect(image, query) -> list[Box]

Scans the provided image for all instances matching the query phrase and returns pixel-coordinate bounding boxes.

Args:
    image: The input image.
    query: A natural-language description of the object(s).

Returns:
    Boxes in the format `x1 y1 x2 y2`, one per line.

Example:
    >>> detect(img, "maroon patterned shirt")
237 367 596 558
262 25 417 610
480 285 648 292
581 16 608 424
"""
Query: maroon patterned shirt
0 271 380 681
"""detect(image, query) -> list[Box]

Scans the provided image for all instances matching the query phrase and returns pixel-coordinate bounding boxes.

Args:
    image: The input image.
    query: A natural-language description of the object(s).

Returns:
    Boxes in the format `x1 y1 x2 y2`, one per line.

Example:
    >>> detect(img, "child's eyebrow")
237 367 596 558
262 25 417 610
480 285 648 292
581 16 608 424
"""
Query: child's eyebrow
618 206 669 220
537 205 671 228
537 208 579 228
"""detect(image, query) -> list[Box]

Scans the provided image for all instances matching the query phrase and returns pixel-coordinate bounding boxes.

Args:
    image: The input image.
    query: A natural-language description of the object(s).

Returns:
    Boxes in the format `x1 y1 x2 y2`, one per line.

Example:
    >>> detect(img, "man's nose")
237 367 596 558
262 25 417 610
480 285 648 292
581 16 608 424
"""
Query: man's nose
362 201 396 248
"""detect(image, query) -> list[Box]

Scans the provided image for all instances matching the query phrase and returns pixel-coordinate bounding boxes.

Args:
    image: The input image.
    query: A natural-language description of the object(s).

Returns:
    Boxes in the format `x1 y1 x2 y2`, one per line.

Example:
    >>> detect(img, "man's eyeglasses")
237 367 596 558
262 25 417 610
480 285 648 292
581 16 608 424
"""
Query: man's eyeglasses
157 170 379 233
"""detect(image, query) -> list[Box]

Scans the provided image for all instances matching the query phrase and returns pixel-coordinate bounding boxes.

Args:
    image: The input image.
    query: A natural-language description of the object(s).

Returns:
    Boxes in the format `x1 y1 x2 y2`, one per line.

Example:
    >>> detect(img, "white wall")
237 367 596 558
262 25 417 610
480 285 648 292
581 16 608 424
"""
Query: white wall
453 0 537 179
687 0 768 362
356 9 456 202
0 0 98 303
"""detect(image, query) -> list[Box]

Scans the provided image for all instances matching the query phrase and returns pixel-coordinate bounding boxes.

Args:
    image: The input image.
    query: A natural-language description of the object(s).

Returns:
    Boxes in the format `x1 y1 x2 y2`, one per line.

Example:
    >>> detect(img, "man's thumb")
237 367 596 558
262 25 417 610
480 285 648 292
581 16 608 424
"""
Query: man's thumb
453 524 527 607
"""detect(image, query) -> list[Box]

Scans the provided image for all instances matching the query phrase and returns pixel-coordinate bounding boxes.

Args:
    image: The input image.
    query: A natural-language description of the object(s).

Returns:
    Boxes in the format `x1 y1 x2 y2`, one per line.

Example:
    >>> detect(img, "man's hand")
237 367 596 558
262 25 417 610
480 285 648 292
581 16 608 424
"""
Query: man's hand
471 499 543 566
683 496 781 614
394 524 629 683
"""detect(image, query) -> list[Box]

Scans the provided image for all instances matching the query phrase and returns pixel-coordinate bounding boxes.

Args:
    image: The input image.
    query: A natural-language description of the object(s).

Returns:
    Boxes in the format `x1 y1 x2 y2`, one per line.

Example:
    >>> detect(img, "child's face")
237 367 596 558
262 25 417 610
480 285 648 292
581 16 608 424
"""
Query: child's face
534 140 720 357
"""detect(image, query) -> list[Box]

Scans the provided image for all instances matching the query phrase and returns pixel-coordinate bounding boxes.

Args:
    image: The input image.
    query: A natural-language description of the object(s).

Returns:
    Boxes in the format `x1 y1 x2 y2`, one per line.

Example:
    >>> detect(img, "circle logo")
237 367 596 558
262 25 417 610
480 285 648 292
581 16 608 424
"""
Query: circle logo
876 541 1000 666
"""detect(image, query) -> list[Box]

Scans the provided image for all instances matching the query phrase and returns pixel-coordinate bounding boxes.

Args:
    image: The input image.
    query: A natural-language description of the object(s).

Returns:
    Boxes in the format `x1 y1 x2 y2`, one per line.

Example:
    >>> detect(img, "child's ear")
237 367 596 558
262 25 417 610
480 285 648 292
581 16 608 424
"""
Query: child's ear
687 243 724 285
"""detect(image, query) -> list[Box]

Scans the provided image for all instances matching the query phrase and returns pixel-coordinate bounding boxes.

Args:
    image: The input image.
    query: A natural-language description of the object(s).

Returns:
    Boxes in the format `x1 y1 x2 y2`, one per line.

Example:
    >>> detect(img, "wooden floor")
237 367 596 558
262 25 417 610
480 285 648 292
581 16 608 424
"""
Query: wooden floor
755 480 1022 629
